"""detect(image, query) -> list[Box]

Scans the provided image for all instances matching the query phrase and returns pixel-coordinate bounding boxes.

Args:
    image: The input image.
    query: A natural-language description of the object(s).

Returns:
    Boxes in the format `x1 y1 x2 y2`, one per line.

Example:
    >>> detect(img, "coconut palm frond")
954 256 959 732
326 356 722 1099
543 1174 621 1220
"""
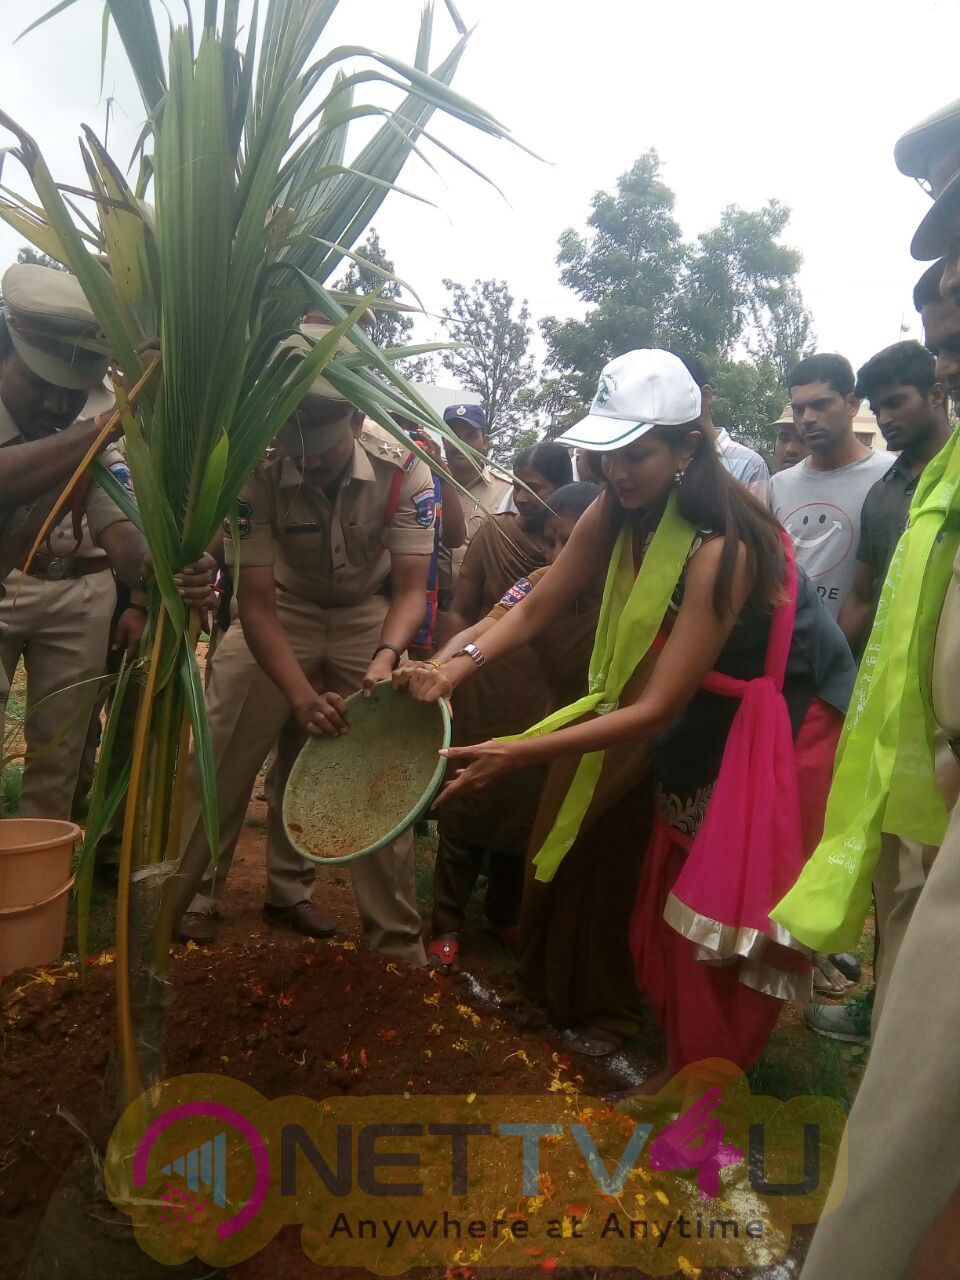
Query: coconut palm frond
2 0 520 1111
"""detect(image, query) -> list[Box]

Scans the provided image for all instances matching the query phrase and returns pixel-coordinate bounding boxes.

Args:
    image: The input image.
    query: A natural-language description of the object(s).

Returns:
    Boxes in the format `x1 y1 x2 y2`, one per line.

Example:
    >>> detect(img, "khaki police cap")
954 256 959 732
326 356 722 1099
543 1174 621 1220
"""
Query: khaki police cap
895 96 960 186
911 170 960 260
273 320 361 453
1 263 109 391
274 322 355 404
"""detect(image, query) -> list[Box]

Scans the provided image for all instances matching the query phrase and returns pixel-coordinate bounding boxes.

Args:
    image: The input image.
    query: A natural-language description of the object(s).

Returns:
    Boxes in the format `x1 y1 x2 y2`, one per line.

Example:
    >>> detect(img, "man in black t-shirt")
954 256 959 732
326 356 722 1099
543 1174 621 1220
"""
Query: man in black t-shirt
838 340 952 654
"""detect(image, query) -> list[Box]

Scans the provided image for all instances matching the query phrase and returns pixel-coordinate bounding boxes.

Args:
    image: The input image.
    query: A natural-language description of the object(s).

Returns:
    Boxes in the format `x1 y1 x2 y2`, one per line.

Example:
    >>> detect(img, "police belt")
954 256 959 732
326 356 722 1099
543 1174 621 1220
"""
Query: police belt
17 554 112 582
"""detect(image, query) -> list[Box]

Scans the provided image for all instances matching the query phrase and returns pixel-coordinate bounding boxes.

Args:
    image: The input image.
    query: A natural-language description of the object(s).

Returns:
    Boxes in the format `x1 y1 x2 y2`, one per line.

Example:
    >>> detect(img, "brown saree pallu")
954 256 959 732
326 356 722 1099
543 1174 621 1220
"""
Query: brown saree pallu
517 599 656 1043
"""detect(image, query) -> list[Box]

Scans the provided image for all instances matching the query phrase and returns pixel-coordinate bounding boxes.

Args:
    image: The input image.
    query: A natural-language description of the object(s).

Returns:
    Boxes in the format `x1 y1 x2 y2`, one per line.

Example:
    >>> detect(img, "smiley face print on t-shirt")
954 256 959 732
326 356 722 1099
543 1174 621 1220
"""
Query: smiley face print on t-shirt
782 502 854 579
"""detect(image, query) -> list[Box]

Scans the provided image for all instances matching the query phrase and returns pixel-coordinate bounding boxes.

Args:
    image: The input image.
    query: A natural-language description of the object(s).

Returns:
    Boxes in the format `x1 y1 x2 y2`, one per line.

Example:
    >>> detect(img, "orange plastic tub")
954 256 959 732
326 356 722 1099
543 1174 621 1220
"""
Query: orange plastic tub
0 819 79 976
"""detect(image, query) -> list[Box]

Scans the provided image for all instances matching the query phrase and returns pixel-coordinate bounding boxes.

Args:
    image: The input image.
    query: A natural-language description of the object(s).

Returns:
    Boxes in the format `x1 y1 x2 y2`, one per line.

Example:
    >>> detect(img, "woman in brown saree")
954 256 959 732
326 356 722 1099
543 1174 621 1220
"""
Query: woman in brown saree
489 486 654 1058
426 443 572 970
404 482 652 1055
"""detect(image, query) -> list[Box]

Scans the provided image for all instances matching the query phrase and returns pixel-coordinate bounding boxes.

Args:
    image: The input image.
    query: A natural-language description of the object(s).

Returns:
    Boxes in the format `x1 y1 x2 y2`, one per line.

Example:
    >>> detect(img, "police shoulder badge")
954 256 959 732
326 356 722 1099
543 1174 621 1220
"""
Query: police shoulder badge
226 499 254 539
498 576 534 607
107 460 134 495
411 485 437 528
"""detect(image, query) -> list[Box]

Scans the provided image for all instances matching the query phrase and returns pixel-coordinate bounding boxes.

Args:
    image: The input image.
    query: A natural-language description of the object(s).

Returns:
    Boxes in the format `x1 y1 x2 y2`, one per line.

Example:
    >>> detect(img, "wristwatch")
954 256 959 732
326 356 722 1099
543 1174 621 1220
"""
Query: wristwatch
453 642 486 669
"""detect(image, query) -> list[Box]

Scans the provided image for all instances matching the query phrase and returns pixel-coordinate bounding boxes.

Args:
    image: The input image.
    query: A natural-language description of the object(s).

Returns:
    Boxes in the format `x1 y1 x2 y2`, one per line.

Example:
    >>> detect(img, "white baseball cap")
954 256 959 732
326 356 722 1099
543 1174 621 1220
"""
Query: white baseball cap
557 349 702 452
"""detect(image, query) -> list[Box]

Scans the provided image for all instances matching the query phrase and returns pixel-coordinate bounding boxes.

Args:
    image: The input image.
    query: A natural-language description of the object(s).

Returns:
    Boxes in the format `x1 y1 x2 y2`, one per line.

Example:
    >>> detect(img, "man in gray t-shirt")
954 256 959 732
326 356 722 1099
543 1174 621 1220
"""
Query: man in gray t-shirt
772 354 893 620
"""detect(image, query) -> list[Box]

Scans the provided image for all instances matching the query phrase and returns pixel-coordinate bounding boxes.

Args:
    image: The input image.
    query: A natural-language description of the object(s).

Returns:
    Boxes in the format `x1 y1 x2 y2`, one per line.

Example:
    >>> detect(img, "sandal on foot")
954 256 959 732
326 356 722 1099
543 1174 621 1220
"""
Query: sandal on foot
606 1066 675 1104
813 952 852 995
560 1027 623 1058
426 934 460 972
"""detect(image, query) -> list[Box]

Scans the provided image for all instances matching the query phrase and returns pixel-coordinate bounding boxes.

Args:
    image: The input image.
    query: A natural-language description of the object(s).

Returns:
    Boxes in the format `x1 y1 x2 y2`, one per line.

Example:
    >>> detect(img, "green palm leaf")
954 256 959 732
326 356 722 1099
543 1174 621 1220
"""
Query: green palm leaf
5 0 523 1111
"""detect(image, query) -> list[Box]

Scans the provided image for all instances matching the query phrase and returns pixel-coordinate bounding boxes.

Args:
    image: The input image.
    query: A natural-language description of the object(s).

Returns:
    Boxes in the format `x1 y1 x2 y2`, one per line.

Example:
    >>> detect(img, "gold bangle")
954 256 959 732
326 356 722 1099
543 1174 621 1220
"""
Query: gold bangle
427 658 443 669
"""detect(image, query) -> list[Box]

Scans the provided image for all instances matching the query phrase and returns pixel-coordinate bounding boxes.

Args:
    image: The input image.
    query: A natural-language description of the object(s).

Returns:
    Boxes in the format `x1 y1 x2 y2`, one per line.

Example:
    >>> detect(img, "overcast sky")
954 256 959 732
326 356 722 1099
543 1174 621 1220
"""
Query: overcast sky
1 0 957 380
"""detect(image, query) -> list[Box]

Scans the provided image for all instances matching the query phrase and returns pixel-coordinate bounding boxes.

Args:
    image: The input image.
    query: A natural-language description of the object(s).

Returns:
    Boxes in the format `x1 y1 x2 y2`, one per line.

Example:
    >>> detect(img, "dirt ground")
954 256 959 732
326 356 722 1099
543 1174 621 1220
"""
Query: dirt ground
0 778 869 1280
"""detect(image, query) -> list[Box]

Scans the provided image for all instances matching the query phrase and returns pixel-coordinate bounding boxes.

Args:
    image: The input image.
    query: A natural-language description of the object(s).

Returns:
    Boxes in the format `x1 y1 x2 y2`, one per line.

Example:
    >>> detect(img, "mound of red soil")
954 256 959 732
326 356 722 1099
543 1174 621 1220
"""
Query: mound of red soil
0 938 608 1279
1 938 819 1279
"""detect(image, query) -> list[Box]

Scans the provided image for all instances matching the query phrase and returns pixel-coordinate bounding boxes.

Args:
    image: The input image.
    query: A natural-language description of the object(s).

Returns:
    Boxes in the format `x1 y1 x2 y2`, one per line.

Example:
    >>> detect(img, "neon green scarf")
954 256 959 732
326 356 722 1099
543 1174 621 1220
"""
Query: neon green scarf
772 427 960 951
500 492 696 883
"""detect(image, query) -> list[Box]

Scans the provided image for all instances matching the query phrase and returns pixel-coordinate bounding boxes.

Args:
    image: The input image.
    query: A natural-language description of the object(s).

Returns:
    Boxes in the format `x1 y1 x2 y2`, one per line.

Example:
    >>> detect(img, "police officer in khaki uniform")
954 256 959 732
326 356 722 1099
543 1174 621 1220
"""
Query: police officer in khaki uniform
436 404 511 618
171 321 435 964
0 514 138 821
0 265 157 812
798 102 960 1280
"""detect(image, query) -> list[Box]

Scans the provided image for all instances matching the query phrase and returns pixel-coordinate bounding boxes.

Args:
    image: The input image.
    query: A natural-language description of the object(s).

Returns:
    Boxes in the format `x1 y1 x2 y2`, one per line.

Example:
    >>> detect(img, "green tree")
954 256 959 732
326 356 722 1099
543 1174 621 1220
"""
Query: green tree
539 152 813 447
711 360 788 455
17 244 67 270
440 277 537 463
335 228 436 380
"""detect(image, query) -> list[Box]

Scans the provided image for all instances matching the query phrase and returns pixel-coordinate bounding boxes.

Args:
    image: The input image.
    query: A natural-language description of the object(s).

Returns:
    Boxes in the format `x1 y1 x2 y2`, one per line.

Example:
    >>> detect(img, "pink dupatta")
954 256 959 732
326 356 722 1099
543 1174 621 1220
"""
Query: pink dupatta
662 533 812 997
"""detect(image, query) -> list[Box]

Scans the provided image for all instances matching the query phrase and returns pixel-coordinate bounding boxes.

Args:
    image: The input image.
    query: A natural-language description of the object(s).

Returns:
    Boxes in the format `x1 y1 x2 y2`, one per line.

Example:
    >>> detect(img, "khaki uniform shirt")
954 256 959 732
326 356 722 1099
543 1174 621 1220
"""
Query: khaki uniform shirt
0 401 130 581
438 464 513 594
225 424 436 607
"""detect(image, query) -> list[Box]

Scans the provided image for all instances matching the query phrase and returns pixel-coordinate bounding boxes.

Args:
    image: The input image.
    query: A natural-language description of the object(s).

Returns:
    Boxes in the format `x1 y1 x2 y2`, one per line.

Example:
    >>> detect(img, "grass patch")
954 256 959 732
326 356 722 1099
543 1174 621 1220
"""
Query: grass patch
1 762 21 817
750 1027 852 1109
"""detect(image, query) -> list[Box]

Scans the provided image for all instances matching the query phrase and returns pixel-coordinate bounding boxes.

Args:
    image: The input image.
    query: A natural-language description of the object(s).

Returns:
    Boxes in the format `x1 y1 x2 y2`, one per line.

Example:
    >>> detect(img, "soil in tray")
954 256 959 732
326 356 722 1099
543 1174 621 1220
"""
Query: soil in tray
285 686 445 859
288 759 421 858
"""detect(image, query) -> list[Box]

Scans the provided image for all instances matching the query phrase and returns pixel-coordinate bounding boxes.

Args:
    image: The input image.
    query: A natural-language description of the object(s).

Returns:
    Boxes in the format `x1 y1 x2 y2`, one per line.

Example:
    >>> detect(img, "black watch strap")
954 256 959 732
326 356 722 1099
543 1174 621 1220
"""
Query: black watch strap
372 642 402 669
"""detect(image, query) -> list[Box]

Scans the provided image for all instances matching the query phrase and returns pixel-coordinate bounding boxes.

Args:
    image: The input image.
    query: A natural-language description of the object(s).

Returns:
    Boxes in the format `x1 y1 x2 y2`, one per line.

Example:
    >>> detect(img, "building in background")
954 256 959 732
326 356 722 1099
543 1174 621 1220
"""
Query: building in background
852 406 889 452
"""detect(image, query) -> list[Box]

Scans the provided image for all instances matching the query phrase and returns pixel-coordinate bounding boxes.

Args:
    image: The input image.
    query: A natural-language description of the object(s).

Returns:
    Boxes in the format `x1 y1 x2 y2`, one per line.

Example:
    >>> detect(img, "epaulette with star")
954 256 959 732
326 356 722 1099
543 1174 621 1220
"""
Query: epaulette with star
362 429 416 472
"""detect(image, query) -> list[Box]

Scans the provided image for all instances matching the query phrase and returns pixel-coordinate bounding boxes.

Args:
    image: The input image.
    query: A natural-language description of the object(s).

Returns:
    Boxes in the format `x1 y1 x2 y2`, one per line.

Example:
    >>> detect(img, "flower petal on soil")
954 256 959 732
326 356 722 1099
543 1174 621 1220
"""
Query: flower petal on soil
503 1049 535 1068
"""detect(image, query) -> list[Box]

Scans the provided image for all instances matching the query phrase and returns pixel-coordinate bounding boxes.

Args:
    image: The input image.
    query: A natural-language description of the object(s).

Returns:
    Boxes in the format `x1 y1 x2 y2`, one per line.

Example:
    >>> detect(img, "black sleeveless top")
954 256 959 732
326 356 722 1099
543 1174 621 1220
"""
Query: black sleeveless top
650 534 856 835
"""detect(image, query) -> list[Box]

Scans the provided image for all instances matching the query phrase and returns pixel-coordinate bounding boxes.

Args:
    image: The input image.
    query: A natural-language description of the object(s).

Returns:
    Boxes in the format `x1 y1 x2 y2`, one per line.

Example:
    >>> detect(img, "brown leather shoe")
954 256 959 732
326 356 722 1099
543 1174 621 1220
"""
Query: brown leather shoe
262 901 338 938
175 912 217 945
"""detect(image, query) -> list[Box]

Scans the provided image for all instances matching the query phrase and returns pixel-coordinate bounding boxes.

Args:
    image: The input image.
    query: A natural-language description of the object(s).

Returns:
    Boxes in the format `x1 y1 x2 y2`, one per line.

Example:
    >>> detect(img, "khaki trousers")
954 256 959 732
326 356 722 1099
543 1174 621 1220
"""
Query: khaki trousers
0 569 115 819
872 732 960 1027
799 790 960 1280
170 590 425 964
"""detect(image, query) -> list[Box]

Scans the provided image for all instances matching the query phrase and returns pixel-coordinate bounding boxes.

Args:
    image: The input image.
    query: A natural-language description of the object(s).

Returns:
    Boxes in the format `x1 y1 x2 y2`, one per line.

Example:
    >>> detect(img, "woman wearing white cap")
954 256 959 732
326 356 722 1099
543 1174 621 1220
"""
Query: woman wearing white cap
396 349 856 1092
